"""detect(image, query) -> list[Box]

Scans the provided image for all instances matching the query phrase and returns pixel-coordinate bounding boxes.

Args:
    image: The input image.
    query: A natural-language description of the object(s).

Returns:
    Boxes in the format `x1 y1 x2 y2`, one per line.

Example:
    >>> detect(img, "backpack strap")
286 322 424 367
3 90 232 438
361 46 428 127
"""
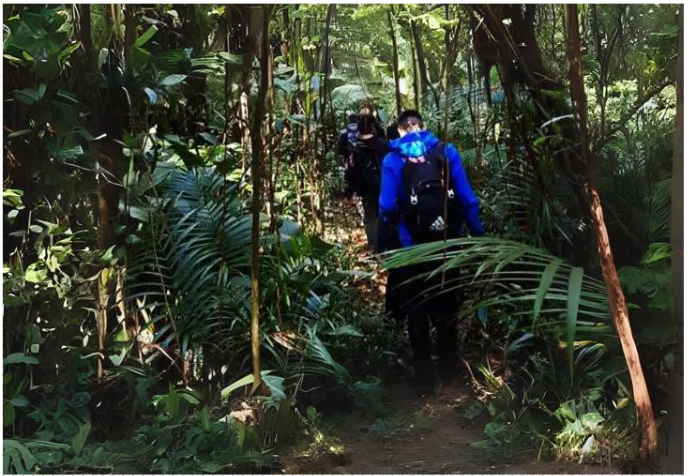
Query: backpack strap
429 141 455 191
431 141 446 158
428 141 446 167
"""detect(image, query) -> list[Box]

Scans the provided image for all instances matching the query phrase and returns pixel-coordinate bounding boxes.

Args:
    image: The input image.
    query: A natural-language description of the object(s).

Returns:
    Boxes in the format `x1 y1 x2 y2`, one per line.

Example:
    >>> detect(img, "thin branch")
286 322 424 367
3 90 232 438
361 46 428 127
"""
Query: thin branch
593 79 673 154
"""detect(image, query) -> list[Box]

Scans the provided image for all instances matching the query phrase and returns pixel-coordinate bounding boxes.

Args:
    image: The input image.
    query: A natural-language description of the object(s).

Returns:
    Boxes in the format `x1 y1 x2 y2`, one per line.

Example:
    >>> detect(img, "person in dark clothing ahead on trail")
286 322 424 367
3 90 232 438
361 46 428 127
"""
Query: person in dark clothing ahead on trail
377 110 484 393
341 113 388 251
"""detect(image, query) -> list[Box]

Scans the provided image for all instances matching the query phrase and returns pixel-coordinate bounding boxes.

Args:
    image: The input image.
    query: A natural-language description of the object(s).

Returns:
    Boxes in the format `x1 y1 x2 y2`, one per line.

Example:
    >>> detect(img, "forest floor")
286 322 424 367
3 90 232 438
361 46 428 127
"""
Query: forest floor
280 200 621 474
282 377 618 474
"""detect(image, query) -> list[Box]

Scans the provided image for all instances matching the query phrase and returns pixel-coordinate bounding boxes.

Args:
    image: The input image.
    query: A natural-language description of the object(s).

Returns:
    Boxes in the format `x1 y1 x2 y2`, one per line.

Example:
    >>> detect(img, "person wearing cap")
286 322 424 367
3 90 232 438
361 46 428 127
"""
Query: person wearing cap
378 109 484 393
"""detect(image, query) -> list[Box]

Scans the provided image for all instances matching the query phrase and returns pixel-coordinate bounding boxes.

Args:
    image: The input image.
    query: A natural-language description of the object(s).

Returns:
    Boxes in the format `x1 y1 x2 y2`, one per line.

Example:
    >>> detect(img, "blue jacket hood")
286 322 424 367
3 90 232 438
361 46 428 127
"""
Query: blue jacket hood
388 130 440 159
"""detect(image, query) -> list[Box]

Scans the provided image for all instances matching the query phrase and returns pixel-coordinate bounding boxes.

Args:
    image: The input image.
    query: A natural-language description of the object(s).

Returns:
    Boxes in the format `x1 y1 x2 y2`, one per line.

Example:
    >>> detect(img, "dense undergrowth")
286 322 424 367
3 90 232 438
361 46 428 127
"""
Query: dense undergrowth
3 4 680 474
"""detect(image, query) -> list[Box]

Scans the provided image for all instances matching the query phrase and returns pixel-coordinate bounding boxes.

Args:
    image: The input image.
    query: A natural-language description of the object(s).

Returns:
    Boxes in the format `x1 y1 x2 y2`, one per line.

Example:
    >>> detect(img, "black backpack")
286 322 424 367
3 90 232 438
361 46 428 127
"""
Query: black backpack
401 142 462 243
352 139 384 197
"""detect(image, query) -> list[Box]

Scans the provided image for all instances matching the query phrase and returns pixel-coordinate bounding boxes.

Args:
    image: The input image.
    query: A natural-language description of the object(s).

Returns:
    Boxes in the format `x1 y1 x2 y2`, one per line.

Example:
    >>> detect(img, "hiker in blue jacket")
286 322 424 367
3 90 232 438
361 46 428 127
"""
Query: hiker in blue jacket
378 110 484 393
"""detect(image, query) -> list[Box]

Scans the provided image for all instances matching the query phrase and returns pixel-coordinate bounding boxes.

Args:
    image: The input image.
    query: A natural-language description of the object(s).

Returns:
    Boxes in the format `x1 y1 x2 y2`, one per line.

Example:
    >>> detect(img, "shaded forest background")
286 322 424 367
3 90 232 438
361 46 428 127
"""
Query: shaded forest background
2 4 683 474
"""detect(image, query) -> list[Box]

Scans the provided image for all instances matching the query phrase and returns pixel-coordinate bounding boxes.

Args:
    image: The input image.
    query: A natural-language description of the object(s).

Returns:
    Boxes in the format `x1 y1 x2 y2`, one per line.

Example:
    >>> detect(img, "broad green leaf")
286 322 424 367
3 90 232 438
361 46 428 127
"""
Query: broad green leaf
220 371 274 400
71 422 91 455
3 54 26 65
322 324 363 337
532 258 563 331
159 74 187 87
218 51 243 64
581 412 604 431
641 242 672 265
10 396 29 408
3 403 15 427
263 374 287 402
133 25 158 49
58 42 81 62
3 353 39 366
199 405 211 431
220 373 255 400
3 439 35 474
13 88 41 105
143 87 158 105
7 129 31 139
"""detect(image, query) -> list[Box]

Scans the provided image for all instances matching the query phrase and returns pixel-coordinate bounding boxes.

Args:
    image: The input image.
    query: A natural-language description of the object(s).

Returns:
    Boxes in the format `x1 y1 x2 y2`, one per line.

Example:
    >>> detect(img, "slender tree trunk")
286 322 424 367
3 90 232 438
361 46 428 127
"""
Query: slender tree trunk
388 7 402 117
483 67 492 108
315 4 336 236
411 19 430 90
412 38 421 111
248 5 272 395
83 5 131 380
564 5 657 459
664 7 683 472
466 41 477 135
319 5 336 81
94 5 128 252
282 7 291 57
671 6 684 365
236 7 253 166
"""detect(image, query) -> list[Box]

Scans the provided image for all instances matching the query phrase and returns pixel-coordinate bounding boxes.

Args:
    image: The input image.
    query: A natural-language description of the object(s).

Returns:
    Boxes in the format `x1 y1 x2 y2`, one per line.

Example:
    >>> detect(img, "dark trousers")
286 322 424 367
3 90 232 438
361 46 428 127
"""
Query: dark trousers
361 194 379 252
386 262 460 386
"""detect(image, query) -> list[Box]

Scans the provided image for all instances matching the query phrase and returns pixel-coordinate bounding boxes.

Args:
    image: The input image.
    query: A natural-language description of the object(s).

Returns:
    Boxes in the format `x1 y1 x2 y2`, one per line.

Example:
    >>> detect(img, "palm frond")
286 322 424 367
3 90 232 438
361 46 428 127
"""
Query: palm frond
126 164 252 352
383 237 612 374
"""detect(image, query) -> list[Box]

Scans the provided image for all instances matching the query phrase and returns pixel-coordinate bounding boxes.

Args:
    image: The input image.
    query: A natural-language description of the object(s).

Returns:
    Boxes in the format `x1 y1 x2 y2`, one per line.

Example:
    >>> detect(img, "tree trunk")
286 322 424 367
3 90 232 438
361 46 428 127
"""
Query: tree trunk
411 19 431 90
95 5 128 252
411 36 421 111
315 4 336 236
564 5 657 459
235 6 253 163
74 5 131 380
248 5 271 395
388 7 402 117
319 5 336 78
663 6 683 471
671 3 684 381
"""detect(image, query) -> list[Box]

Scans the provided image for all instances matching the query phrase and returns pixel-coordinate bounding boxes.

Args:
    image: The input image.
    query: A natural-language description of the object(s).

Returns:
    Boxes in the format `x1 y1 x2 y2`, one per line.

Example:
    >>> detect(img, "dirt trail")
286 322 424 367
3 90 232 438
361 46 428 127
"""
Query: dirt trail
293 205 618 474
285 376 617 475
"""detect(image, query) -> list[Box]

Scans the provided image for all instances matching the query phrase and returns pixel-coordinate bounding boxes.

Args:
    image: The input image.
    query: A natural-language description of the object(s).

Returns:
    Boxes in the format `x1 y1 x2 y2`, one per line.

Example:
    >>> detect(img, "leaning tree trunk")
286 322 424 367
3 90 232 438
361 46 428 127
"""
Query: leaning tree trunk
564 5 657 459
387 7 402 117
248 5 272 395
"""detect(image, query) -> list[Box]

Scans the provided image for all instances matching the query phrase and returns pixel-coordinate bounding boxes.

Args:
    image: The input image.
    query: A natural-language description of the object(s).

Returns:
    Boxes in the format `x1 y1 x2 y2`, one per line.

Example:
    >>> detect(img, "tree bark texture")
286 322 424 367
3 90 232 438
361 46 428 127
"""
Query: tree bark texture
248 5 272 395
564 4 657 459
388 7 402 117
411 35 421 111
472 4 559 95
411 19 431 90
77 5 130 379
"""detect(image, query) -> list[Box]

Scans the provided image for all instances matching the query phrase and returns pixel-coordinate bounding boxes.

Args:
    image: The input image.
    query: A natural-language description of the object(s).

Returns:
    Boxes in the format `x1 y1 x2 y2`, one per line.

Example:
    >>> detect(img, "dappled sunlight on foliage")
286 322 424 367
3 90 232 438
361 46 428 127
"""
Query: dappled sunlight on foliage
3 3 681 474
